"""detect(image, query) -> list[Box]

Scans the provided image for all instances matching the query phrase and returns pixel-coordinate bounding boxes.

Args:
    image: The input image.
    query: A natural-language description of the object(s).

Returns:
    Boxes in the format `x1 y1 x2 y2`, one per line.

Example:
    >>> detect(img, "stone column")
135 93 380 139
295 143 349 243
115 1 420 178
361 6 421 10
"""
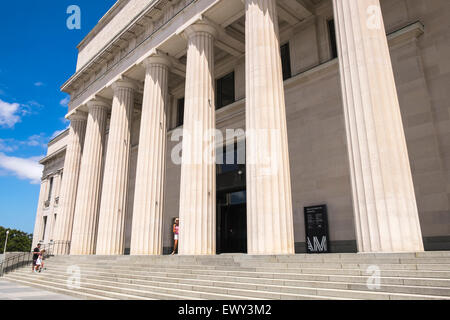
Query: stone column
53 113 87 255
70 101 108 255
96 80 136 255
245 0 295 255
130 55 171 255
179 21 217 255
333 0 424 252
32 179 48 248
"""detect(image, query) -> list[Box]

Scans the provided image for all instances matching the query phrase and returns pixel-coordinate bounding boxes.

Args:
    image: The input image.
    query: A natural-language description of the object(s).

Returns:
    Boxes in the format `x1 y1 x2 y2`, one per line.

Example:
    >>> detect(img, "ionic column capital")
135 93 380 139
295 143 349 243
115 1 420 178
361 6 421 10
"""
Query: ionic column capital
67 111 88 122
142 53 172 70
184 20 218 39
111 78 138 92
86 99 110 111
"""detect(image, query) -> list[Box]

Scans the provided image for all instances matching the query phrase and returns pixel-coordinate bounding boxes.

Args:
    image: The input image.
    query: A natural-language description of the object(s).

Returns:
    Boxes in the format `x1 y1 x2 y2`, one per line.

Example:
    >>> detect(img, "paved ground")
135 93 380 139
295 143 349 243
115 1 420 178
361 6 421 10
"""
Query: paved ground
0 279 78 300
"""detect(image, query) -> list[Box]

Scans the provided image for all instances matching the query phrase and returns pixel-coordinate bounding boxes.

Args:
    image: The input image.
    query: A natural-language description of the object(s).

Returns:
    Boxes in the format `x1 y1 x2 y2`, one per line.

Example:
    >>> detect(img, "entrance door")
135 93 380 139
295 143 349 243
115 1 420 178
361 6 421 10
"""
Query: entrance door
217 191 247 253
216 142 247 254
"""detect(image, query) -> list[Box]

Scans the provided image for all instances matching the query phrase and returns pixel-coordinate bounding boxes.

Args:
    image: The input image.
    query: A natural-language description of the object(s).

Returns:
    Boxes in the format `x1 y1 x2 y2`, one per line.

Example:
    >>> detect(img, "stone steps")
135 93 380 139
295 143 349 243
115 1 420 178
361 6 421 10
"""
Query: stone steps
11 267 450 299
7 271 346 300
27 264 450 289
39 260 450 279
4 253 450 300
48 259 450 268
53 251 450 262
5 273 199 300
3 276 141 300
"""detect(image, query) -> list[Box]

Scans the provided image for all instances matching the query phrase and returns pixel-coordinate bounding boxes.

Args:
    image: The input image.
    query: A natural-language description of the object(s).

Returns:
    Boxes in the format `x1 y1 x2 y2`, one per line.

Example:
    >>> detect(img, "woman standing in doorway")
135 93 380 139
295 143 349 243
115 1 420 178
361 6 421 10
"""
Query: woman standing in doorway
171 218 179 255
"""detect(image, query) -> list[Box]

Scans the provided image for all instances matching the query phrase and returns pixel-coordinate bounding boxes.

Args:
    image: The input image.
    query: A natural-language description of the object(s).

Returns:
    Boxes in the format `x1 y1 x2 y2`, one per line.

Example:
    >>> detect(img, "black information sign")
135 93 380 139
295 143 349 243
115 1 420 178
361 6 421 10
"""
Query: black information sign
304 205 330 253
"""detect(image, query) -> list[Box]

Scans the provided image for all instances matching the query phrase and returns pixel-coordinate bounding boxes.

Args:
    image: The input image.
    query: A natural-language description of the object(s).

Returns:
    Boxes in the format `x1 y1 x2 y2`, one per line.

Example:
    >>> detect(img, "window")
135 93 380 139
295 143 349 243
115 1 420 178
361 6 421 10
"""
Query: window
42 216 47 241
176 98 185 127
328 19 338 59
280 43 292 80
47 177 54 202
216 72 235 110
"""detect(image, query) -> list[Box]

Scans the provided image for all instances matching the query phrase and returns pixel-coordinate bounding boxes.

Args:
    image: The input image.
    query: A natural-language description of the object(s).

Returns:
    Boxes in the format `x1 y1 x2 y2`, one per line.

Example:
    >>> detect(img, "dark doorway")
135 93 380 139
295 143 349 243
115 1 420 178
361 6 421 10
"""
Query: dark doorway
216 142 247 254
217 191 247 253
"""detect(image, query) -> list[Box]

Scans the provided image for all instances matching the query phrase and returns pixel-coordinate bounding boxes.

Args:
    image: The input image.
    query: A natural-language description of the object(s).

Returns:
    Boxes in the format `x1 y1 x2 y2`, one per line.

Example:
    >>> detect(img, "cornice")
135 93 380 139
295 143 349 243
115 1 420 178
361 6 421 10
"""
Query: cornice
77 0 128 50
39 146 67 165
47 129 70 147
62 0 188 95
387 21 425 48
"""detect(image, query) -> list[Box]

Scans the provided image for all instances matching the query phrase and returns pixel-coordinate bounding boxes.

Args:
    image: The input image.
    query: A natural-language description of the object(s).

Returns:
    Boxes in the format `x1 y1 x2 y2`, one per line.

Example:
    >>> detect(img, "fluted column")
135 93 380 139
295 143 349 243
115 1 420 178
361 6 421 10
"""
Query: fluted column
96 80 136 255
53 113 87 255
70 101 108 255
179 21 217 255
32 179 48 248
130 55 171 255
333 0 423 252
245 0 295 255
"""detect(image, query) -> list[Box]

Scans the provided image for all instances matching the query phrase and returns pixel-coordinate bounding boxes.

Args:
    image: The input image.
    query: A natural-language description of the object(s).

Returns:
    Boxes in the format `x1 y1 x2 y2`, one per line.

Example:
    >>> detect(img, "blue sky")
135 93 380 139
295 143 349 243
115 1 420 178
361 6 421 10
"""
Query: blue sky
0 1 116 233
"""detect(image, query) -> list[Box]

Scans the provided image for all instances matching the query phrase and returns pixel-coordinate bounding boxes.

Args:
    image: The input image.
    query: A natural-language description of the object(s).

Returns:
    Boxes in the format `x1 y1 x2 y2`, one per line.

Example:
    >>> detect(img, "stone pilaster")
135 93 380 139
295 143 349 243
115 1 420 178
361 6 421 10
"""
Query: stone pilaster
130 55 171 255
70 101 108 255
53 113 87 255
49 173 62 241
32 179 48 247
245 0 295 255
333 0 424 252
179 21 217 255
96 80 136 255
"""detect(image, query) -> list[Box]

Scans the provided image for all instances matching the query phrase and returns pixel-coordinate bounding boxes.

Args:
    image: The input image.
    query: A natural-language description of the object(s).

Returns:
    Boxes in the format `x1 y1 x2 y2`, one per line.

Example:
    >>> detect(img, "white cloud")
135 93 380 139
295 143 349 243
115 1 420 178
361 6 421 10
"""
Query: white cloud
60 96 70 107
26 100 44 108
0 152 43 184
26 134 47 148
0 99 44 128
0 134 50 153
34 82 45 87
0 139 17 153
0 99 21 128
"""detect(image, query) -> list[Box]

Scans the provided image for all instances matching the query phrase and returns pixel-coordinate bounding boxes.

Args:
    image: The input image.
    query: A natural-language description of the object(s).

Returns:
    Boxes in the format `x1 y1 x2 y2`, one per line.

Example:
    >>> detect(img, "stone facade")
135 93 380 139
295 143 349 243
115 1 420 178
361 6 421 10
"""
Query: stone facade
32 130 68 247
35 0 450 254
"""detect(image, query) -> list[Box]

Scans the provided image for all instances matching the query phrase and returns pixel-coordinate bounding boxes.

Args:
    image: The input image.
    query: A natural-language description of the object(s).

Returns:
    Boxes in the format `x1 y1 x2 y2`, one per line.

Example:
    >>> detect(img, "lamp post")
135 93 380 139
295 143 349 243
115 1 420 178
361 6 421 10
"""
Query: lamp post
1 230 9 276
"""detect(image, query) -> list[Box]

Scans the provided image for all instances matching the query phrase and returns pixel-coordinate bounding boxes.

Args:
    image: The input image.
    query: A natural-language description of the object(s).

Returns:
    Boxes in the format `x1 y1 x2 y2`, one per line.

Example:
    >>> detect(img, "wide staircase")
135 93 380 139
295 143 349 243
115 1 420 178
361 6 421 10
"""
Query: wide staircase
4 252 450 300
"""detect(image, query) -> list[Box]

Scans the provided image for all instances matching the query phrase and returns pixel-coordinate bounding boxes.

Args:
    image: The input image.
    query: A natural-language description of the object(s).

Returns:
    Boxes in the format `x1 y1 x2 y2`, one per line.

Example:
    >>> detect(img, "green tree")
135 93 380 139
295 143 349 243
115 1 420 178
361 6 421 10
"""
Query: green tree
0 226 33 253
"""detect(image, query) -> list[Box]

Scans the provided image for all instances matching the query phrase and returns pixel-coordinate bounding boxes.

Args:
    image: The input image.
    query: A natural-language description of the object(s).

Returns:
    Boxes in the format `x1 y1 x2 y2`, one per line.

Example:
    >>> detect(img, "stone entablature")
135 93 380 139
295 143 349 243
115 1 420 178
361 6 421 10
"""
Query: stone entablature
46 129 69 156
63 0 196 110
40 152 65 180
40 131 69 179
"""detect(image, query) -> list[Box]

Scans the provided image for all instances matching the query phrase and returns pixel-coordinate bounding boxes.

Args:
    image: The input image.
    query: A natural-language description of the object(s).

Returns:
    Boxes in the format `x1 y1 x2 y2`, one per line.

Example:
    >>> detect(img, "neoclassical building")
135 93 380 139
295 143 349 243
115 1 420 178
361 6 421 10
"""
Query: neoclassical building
33 0 450 255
